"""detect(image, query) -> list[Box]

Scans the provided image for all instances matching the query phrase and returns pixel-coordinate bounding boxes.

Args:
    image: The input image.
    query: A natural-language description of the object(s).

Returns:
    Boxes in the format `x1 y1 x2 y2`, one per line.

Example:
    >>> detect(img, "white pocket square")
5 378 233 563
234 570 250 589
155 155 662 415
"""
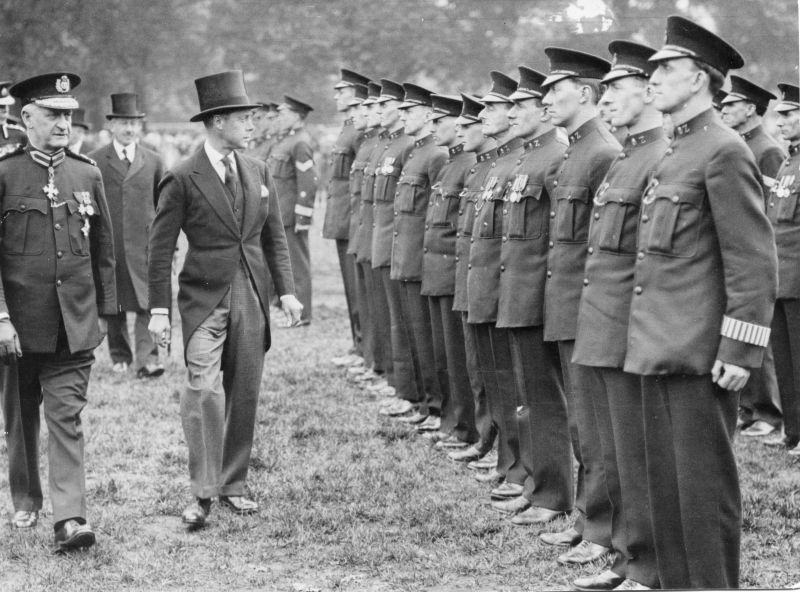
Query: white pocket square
260 184 269 198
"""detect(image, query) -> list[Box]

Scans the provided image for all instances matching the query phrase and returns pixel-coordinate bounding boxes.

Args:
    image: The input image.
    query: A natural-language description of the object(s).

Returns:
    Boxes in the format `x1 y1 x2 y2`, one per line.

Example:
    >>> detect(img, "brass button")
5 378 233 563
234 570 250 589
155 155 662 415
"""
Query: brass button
587 247 594 254
56 280 62 287
55 223 62 230
671 195 679 203
491 162 496 168
425 224 429 230
470 238 474 243
500 265 505 272
583 278 589 286
502 236 508 242
547 270 552 277
553 180 558 187
423 247 428 253
634 286 643 295
637 252 645 260
503 209 508 215
57 251 63 258
550 211 555 218
594 213 600 220
641 214 649 223
455 256 460 262
20 204 26 210
458 209 463 215
468 264 472 269
666 148 674 155
549 241 554 248
393 231 398 236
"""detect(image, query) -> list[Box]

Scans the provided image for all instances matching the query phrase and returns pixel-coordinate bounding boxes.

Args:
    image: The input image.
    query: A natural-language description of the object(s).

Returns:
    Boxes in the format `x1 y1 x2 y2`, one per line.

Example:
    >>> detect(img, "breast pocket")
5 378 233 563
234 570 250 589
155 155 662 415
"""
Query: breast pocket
458 189 480 237
642 184 704 258
430 184 460 228
395 173 427 214
268 153 294 179
554 185 591 242
1 196 49 255
506 182 545 240
476 181 507 239
66 199 96 256
350 162 366 195
331 148 353 178
374 169 401 203
775 187 800 223
594 186 642 254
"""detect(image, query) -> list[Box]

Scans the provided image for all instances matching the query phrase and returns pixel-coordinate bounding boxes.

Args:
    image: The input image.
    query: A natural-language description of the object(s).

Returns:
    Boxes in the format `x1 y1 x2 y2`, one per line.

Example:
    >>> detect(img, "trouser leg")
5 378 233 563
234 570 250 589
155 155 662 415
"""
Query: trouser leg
355 259 375 369
336 239 361 355
371 265 393 384
464 314 495 453
400 281 442 416
106 310 132 365
739 342 782 429
286 228 312 321
382 268 418 402
772 299 800 443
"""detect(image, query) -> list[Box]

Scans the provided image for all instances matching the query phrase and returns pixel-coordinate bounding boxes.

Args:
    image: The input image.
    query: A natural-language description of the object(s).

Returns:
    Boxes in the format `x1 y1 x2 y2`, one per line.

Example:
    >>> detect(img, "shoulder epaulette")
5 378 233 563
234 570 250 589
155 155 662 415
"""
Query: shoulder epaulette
66 149 97 166
0 145 25 162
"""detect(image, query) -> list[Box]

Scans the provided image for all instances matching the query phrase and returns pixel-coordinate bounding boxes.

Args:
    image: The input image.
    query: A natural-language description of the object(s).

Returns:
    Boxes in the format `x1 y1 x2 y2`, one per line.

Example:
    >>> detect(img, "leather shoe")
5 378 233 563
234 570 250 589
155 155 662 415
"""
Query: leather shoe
613 580 652 590
474 468 503 484
490 481 524 500
468 451 498 471
219 495 258 515
378 399 414 416
573 570 625 591
763 433 800 448
54 519 95 550
434 435 470 450
397 411 428 424
740 420 776 437
510 506 564 525
448 445 484 462
540 526 581 547
137 362 165 379
557 540 611 565
182 498 212 526
490 495 530 515
112 361 128 373
11 510 38 528
416 416 441 432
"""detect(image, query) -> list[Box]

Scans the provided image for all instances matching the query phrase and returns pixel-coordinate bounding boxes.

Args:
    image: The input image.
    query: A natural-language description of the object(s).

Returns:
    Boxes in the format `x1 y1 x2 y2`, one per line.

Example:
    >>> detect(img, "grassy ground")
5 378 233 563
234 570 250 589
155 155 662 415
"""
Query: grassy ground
1 216 799 592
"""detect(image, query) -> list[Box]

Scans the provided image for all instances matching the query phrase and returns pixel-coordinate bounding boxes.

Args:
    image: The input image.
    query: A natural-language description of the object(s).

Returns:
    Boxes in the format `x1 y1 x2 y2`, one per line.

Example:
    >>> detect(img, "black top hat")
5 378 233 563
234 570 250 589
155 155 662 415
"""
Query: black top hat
335 68 370 89
510 67 547 101
713 89 728 110
543 48 611 88
106 93 146 119
480 71 517 104
10 72 81 110
399 83 434 109
347 83 369 106
775 83 800 113
0 81 14 106
281 95 314 116
190 70 260 123
721 76 776 112
430 94 462 121
603 41 657 84
456 93 484 125
376 79 404 104
649 15 744 76
71 108 91 130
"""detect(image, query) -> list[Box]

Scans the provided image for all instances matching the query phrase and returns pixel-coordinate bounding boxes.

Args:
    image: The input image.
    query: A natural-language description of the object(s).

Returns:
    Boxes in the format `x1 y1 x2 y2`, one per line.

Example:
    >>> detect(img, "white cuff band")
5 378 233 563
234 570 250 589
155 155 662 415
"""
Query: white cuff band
151 308 170 316
720 315 771 347
294 205 314 217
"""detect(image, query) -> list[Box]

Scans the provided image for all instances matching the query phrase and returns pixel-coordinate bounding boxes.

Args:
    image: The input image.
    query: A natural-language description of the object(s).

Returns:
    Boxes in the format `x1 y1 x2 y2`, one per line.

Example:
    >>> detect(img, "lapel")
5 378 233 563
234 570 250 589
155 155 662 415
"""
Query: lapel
189 148 240 237
104 144 128 179
126 145 145 180
235 152 260 236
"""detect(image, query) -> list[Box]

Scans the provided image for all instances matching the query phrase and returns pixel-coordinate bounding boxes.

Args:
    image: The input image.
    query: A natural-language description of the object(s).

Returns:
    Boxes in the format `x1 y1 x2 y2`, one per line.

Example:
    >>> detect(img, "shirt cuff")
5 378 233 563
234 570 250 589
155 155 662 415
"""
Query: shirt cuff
279 295 296 302
150 308 170 316
294 204 314 217
0 312 9 321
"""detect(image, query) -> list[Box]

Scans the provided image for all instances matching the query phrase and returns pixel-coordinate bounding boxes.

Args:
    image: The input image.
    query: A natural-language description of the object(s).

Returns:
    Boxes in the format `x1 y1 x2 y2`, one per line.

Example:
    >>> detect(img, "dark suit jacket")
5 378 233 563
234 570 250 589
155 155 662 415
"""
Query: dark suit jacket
148 147 294 356
90 142 164 310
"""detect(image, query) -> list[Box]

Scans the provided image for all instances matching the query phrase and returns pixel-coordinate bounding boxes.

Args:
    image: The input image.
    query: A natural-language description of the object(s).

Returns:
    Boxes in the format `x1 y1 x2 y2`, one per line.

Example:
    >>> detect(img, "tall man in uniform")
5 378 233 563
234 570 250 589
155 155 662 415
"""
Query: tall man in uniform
421 93 479 449
570 41 665 591
268 96 318 326
0 81 26 156
148 71 302 526
245 101 278 161
627 18 777 588
767 83 800 454
90 93 165 378
538 48 621 565
325 69 370 363
0 72 116 548
720 75 786 438
488 66 573 527
390 83 447 429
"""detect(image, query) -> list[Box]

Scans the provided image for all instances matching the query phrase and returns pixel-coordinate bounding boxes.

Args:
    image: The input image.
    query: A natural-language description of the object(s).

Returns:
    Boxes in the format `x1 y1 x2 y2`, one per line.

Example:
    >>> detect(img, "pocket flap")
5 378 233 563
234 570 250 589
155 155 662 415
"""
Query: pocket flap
595 186 641 206
3 195 48 214
553 184 590 203
646 183 705 207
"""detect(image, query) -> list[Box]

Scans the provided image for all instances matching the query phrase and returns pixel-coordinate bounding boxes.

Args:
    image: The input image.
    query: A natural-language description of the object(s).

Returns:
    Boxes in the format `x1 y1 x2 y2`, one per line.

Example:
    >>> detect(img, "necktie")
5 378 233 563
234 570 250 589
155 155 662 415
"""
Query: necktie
123 149 131 169
223 154 238 202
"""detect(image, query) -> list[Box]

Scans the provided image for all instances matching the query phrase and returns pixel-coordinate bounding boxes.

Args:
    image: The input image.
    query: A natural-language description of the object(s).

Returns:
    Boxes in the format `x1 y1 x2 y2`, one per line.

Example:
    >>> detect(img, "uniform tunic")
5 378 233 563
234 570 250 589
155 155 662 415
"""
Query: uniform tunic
347 128 378 255
323 118 362 240
371 129 413 268
0 122 26 158
267 128 318 229
742 124 786 198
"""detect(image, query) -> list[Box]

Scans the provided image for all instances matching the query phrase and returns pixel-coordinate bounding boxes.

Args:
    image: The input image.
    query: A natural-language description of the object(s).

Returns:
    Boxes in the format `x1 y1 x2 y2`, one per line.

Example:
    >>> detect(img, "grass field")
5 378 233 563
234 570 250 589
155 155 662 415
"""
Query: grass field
1 217 799 592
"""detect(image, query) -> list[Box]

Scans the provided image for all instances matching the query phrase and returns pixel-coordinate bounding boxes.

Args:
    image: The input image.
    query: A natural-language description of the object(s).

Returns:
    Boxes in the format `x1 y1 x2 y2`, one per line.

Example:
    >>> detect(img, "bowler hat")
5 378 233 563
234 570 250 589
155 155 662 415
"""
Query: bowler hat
10 72 81 110
190 70 260 123
106 93 146 119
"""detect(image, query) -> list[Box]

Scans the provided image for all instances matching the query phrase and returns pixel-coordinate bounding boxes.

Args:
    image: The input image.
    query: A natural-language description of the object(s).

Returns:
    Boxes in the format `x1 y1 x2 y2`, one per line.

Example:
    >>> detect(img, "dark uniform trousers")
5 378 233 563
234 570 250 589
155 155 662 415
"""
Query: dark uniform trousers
770 299 800 444
464 315 495 452
510 327 573 512
107 310 157 369
739 345 782 428
354 259 375 369
429 296 477 442
381 269 418 402
0 332 94 524
285 228 311 322
336 241 361 354
182 262 266 498
642 374 740 589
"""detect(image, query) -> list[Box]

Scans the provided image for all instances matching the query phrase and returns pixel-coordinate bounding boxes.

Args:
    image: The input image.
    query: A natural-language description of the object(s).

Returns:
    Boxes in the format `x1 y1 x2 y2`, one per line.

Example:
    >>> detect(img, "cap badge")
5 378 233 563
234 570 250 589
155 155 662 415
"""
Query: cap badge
0 88 7 98
55 75 71 94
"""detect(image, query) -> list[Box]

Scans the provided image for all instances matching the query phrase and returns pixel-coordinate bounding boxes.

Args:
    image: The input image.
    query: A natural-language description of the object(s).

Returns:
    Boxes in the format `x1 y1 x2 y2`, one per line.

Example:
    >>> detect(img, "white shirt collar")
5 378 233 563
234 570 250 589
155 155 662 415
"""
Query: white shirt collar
113 139 136 162
204 141 237 182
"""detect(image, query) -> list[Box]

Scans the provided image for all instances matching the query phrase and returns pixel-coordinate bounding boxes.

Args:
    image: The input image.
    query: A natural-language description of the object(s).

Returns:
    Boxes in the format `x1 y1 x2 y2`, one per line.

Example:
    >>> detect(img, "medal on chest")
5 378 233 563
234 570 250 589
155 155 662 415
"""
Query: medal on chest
477 176 499 211
381 157 396 175
774 174 796 199
508 174 529 203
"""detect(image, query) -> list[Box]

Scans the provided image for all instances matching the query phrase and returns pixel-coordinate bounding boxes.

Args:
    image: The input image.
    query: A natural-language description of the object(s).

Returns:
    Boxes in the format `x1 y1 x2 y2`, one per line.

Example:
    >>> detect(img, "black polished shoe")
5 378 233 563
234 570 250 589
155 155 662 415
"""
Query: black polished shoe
137 362 165 379
54 519 95 550
219 495 259 515
573 570 625 591
182 498 212 526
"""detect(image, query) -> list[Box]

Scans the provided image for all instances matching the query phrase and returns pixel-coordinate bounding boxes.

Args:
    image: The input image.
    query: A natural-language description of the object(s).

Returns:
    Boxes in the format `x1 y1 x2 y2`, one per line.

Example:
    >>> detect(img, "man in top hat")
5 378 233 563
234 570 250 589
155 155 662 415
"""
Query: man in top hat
371 79 418 418
69 108 92 154
89 93 165 379
0 81 26 157
766 83 800 457
388 82 448 431
148 70 302 526
628 17 777 588
325 69 370 365
537 47 621 566
570 40 665 591
467 71 529 503
0 72 116 549
447 93 497 466
421 93 480 450
488 66 573 529
720 76 786 440
268 95 319 326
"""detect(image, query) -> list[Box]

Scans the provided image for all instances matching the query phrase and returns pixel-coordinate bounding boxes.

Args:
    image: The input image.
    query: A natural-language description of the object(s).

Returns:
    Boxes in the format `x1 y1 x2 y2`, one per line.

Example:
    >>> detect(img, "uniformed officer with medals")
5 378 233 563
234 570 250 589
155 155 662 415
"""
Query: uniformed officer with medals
0 72 116 550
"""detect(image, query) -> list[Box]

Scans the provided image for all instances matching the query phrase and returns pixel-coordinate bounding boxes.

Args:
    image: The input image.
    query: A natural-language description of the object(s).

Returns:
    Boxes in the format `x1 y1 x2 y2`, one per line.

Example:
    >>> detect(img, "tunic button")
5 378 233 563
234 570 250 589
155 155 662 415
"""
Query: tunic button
491 162 496 168
641 214 649 223
553 180 558 187
455 257 460 262
637 252 645 260
20 204 26 210
56 280 62 287
483 221 488 226
666 148 674 155
587 247 594 254
57 251 63 258
549 241 554 248
634 286 643 295
458 209 463 215
550 211 555 218
394 211 398 215
500 265 505 272
594 213 600 220
425 224 429 230
393 231 398 236
503 209 508 215
583 278 589 286
770 202 775 208
563 153 569 159
468 264 472 269
470 238 474 243
547 270 552 277
423 247 428 253
619 152 626 159
671 195 679 203
55 223 62 230
456 233 460 238
502 236 508 242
